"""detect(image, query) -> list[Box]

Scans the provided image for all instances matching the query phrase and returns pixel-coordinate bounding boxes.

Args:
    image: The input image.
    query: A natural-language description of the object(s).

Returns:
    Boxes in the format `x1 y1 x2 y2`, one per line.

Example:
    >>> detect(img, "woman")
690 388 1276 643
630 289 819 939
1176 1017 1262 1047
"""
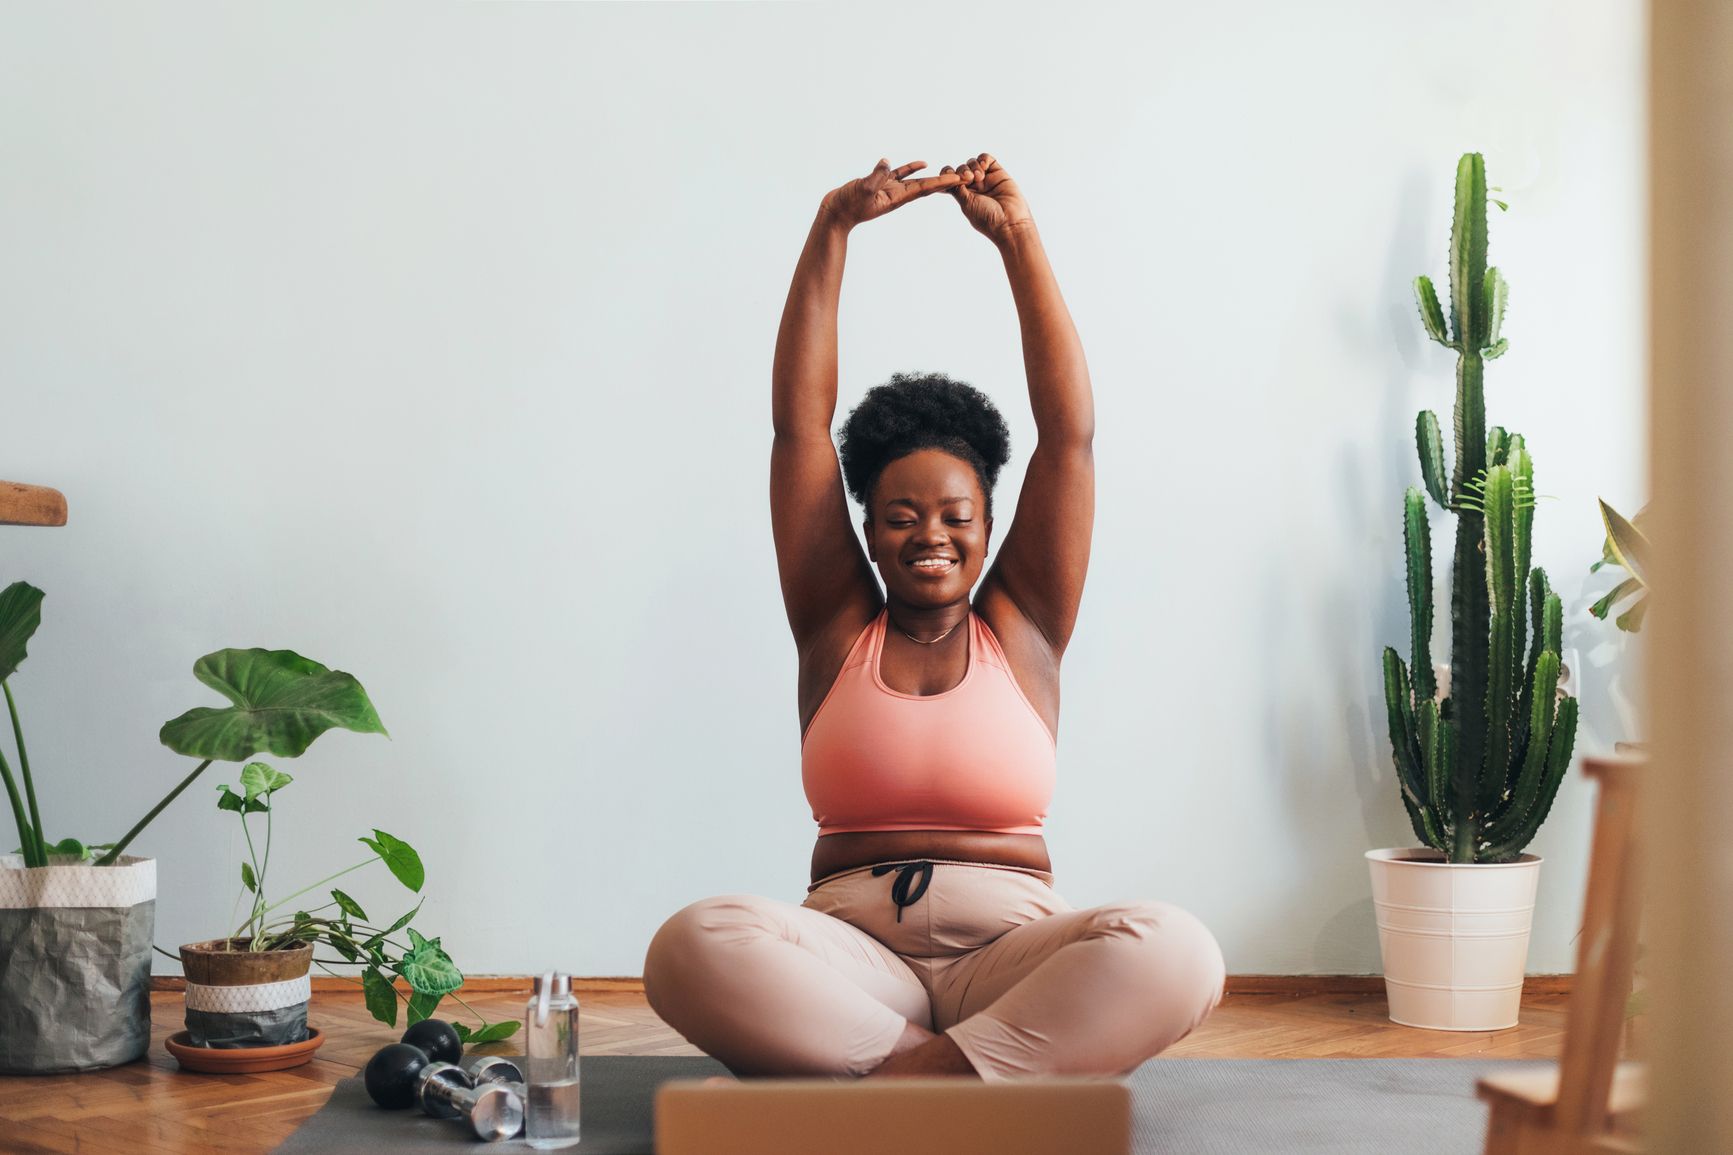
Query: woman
643 155 1224 1082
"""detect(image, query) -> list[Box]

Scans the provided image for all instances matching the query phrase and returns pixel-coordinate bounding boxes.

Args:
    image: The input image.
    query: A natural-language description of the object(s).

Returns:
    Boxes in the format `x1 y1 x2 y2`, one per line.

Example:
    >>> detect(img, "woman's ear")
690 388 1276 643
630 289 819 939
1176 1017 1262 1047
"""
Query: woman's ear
862 518 876 560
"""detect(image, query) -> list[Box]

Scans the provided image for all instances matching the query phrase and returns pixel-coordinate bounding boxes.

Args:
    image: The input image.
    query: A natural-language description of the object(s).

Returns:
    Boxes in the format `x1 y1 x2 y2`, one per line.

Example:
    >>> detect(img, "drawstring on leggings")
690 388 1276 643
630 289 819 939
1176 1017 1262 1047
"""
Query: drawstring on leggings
870 860 933 922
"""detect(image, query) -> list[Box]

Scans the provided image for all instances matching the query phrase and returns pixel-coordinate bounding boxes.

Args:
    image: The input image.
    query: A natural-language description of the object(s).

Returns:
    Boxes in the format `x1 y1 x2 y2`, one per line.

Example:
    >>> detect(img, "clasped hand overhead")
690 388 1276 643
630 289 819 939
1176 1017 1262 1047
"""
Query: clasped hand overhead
819 153 1034 244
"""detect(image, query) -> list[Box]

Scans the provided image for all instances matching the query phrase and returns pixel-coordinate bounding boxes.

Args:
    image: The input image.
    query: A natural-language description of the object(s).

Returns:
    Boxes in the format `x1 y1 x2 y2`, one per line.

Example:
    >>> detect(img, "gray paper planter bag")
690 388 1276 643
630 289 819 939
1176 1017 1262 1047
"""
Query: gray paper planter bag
0 854 156 1073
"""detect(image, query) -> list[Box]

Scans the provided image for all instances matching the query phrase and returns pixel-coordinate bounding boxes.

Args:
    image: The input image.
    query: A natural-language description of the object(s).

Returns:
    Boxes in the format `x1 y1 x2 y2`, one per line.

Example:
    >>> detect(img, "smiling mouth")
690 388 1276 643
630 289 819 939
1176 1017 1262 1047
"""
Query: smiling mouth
907 558 957 576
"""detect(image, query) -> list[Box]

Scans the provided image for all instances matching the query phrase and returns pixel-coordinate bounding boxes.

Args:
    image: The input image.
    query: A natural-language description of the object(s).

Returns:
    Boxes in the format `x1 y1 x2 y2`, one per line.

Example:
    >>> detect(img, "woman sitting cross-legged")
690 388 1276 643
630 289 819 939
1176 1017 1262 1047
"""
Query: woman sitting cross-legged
643 154 1225 1081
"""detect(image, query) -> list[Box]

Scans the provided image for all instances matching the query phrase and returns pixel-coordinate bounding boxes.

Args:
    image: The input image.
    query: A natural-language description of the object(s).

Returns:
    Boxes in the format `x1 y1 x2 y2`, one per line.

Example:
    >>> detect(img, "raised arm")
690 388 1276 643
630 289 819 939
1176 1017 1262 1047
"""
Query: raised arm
771 159 963 649
945 154 1095 655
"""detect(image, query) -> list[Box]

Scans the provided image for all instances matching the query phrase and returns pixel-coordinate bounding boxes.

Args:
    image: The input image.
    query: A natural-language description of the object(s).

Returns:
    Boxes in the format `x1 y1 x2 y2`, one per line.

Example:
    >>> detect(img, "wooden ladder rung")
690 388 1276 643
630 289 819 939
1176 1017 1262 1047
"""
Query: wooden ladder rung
1477 1061 1647 1117
0 481 67 527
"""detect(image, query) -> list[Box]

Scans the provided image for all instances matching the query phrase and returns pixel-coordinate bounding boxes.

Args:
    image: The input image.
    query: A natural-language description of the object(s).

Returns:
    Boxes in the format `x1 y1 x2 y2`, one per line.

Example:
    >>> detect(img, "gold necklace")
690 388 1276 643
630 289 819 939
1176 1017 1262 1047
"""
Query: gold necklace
889 609 966 645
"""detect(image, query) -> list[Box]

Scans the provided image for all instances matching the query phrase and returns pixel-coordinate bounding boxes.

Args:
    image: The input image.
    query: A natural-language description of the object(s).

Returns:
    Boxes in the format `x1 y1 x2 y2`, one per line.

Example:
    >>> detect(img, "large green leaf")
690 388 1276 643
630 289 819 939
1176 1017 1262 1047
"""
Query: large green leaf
0 582 45 683
159 648 388 761
361 829 424 892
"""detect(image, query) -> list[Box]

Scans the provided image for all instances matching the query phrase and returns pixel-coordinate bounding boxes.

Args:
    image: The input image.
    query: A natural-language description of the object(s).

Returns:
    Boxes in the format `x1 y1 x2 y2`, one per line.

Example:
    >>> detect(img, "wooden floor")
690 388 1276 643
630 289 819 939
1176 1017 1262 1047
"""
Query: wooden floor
0 986 1571 1154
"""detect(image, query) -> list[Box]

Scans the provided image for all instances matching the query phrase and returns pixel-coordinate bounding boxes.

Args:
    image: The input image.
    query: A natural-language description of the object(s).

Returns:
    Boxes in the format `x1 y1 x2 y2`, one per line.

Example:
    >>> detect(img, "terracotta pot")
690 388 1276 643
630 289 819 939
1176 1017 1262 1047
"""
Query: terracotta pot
179 938 313 984
177 938 314 1052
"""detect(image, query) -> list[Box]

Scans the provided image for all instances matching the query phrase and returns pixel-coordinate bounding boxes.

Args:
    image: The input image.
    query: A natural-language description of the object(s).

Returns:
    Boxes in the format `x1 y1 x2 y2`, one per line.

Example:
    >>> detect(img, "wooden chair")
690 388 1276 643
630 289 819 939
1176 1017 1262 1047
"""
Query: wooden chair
1478 755 1647 1154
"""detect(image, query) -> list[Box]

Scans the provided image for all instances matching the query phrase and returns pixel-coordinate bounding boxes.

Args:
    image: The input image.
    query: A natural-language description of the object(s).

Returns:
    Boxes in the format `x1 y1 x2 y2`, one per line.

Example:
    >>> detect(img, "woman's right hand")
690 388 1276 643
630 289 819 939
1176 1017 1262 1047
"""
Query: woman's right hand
819 158 963 230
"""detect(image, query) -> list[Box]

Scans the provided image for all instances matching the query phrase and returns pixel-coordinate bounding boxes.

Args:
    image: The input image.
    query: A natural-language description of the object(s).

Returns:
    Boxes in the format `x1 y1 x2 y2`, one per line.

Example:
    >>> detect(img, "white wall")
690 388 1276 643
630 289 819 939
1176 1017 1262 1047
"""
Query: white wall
0 1 1644 977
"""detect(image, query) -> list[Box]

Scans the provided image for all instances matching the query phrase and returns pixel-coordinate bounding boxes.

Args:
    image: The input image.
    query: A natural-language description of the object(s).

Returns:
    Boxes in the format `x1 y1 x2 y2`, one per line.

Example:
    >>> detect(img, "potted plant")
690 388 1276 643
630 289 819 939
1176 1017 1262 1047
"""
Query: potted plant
1370 153 1580 1031
167 759 517 1071
0 581 390 1072
1589 500 1651 633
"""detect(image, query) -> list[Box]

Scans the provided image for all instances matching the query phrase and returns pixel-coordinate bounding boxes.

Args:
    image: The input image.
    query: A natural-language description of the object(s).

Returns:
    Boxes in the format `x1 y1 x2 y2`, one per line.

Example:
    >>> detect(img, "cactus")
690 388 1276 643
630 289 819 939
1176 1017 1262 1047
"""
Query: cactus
1383 153 1577 863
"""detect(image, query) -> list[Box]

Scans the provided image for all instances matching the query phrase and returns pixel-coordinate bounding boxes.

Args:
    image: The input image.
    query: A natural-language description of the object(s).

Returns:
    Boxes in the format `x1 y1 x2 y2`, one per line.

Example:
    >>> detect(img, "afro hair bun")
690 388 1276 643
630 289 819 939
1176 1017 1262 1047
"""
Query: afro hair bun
836 371 1012 516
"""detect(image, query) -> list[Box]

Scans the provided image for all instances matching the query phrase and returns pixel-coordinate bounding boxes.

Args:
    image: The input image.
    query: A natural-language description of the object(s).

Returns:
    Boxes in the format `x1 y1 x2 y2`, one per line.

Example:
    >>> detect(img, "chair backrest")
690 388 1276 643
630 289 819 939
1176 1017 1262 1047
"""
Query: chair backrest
1555 755 1646 1135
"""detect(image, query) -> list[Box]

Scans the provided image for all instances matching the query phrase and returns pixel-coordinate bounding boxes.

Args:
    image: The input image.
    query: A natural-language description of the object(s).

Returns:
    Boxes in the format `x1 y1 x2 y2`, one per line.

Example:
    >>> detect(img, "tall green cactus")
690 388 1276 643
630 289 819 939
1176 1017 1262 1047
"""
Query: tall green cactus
1383 153 1578 864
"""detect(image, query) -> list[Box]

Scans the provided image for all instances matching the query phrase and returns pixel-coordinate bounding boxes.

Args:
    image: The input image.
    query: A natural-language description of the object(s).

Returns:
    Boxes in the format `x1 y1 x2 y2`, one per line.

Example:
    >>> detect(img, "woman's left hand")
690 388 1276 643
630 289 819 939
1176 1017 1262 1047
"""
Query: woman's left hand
942 153 1034 244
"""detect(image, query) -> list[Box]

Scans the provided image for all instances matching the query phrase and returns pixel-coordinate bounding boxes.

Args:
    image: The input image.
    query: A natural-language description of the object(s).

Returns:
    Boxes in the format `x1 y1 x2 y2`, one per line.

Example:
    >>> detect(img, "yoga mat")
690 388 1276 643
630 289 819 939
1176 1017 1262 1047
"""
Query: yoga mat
271 1055 1545 1154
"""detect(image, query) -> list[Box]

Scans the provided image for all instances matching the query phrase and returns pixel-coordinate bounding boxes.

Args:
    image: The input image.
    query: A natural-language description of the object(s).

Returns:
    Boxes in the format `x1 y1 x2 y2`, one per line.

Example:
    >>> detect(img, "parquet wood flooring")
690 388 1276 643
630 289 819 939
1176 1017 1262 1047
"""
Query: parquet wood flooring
0 987 1572 1154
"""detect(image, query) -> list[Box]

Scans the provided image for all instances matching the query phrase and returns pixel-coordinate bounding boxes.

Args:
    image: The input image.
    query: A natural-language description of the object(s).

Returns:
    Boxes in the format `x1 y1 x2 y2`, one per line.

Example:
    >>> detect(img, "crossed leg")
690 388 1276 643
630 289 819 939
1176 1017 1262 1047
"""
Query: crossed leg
643 892 1225 1082
930 899 1227 1081
642 893 934 1078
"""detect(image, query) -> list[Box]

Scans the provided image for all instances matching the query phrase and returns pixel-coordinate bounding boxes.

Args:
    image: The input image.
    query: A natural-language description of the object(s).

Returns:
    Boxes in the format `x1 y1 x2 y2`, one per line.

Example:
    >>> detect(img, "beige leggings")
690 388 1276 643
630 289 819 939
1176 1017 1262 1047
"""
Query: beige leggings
641 859 1226 1082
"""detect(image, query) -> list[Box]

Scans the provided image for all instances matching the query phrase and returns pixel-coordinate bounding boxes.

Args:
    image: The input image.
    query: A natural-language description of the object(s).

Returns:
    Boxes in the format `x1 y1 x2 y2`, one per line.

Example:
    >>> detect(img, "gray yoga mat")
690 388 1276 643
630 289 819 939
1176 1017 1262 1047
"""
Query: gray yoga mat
271 1055 1543 1154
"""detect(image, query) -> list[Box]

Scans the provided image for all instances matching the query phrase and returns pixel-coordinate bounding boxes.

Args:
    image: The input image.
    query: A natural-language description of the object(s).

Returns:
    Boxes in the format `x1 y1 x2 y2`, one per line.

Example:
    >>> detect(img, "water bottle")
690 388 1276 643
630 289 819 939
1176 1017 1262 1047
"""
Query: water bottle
523 970 581 1149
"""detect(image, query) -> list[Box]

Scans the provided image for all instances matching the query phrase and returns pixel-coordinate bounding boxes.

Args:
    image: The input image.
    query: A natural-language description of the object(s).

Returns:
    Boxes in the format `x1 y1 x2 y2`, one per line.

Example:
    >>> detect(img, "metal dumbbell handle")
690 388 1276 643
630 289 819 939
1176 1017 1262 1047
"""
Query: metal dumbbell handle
416 1062 525 1142
464 1055 524 1087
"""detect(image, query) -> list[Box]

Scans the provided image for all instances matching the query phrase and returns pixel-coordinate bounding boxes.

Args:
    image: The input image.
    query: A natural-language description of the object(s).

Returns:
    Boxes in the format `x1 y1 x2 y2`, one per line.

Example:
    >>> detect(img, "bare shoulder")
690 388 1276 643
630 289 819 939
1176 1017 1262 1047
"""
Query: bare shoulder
973 579 1062 733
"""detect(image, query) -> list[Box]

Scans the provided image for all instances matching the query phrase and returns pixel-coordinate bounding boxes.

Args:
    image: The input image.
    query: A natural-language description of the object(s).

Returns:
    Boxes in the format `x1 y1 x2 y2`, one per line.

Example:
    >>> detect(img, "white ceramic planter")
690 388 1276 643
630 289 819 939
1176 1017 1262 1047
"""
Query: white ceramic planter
1366 847 1541 1031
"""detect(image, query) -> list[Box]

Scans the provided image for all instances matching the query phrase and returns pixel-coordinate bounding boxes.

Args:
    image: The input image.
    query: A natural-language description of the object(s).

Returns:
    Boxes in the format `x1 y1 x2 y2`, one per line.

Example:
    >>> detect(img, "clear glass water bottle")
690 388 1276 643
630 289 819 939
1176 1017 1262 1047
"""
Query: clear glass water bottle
524 970 581 1149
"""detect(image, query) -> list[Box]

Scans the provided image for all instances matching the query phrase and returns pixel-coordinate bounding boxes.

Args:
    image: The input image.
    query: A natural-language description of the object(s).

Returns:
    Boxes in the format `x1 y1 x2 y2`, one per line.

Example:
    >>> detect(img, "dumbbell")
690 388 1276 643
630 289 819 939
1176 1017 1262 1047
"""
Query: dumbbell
465 1055 524 1087
363 1019 466 1109
364 1044 525 1142
401 1018 464 1065
417 1061 525 1142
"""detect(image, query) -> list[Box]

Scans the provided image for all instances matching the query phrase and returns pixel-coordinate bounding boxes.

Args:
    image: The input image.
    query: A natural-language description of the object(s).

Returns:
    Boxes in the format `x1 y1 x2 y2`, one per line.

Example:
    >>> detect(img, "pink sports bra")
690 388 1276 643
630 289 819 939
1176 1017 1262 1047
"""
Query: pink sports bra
800 606 1057 836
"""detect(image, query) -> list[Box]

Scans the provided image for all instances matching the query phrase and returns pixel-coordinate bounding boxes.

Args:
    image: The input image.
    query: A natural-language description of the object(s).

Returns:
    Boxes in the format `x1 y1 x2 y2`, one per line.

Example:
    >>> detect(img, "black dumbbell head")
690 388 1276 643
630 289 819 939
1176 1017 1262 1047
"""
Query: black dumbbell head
365 1043 430 1110
401 1018 464 1065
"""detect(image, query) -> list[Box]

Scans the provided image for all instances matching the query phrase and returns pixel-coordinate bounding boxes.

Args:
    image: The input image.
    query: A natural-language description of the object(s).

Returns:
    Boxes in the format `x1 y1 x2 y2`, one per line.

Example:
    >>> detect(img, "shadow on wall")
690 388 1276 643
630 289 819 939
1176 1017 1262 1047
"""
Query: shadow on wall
1249 165 1437 971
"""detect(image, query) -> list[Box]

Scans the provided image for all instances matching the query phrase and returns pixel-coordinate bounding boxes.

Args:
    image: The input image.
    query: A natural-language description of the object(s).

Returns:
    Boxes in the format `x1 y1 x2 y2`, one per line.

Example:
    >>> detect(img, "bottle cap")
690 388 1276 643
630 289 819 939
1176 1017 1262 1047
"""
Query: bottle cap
532 971 571 1025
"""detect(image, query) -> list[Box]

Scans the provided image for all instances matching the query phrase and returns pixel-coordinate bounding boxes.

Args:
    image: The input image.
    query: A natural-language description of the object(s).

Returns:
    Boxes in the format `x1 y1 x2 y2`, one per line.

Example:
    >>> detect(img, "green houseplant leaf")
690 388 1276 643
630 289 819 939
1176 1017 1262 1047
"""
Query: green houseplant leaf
0 582 47 864
100 649 388 866
0 582 44 683
453 1020 522 1045
159 648 389 761
241 761 293 801
216 784 268 814
362 966 398 1028
396 928 463 995
1598 499 1652 588
360 830 425 891
331 888 367 922
406 989 441 1025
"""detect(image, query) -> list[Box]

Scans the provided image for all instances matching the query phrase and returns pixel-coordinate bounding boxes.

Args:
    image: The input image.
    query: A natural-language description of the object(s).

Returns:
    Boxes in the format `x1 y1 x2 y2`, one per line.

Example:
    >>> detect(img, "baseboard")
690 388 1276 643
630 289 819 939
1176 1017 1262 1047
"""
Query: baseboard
149 974 1573 996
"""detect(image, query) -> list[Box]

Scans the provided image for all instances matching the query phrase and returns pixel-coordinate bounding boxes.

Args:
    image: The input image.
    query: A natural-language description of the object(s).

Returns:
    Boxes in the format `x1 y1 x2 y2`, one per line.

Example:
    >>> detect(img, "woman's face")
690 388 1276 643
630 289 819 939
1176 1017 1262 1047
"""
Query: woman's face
863 448 993 605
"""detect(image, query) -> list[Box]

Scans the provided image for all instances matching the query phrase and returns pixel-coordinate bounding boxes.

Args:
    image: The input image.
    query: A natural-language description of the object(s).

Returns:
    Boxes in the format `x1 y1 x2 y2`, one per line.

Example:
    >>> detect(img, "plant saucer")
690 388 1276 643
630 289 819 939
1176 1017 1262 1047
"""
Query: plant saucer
165 1026 324 1074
